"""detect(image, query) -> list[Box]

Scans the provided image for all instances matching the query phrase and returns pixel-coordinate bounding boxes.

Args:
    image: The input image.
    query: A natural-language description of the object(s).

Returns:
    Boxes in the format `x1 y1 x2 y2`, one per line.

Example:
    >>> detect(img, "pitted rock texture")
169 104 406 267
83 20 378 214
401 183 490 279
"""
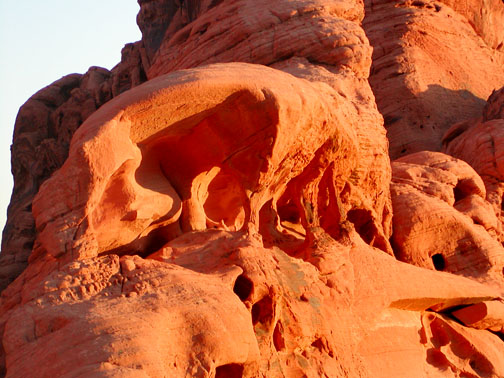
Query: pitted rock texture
1 228 502 377
1 0 504 377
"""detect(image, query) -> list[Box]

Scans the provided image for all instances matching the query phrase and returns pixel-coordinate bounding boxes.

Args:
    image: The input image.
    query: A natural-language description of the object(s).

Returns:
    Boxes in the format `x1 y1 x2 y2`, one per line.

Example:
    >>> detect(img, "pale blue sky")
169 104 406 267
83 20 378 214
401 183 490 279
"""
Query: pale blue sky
0 1 142 241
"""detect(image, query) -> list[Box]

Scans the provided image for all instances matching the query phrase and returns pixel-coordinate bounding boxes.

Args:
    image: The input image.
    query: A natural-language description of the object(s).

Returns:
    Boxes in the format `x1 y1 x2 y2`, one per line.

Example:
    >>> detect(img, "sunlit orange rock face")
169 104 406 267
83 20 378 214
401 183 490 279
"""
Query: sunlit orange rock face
364 0 504 159
1 0 504 377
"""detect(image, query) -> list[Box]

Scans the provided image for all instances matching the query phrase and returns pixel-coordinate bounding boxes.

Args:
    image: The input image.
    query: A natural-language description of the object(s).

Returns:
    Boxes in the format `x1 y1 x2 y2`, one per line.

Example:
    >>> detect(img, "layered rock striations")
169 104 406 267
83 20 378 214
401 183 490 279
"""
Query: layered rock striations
364 0 504 158
1 0 504 377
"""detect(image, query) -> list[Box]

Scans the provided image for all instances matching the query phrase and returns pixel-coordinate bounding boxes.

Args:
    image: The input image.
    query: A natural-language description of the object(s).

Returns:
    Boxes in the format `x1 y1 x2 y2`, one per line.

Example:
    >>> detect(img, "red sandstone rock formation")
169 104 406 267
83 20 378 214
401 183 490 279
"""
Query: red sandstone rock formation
1 0 504 377
391 151 504 288
443 86 504 234
0 44 148 291
364 0 504 158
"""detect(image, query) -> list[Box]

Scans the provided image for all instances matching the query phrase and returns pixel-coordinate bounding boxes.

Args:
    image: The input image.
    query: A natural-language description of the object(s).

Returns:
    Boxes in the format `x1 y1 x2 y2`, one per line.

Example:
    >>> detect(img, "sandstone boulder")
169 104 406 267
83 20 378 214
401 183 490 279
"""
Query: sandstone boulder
452 300 504 333
391 151 504 288
443 87 504 229
2 227 502 377
29 62 391 266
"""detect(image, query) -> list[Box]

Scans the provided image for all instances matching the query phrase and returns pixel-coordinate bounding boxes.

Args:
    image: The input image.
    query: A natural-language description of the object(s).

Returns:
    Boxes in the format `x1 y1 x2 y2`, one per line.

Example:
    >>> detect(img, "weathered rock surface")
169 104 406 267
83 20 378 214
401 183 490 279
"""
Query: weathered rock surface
364 0 504 159
438 0 504 50
1 0 504 377
29 63 391 265
146 0 370 79
443 84 504 233
1 227 502 377
0 43 149 292
391 151 504 288
484 87 504 121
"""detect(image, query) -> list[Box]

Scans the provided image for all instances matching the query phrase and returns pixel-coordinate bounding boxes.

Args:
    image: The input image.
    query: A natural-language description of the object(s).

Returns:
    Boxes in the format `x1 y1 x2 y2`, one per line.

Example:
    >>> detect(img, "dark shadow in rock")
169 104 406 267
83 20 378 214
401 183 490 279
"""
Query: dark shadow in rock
215 363 244 378
233 274 254 302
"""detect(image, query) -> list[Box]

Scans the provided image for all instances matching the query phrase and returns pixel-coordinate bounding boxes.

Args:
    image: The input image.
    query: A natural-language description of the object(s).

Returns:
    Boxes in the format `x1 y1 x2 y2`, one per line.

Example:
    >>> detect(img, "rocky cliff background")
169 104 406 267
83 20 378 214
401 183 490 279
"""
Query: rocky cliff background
1 1 504 377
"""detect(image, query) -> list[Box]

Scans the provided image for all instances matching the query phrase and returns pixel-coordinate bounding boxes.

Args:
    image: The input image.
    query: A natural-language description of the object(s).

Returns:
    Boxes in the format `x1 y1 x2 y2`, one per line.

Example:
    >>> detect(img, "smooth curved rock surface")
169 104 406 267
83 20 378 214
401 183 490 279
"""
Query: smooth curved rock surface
391 151 504 289
452 300 504 333
443 90 504 230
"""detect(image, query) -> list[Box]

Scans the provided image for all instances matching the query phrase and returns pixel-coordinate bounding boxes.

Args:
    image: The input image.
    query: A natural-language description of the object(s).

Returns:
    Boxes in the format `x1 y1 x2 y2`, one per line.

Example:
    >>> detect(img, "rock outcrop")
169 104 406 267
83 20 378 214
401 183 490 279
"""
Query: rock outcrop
0 43 148 292
391 151 504 288
30 62 391 264
364 0 504 159
443 87 504 221
1 0 504 377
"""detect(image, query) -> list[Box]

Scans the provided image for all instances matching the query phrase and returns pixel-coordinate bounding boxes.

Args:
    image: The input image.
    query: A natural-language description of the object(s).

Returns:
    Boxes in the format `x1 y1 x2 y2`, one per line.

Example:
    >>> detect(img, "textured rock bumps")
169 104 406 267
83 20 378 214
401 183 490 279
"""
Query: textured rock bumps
391 151 504 287
364 0 504 158
1 0 504 377
0 45 148 291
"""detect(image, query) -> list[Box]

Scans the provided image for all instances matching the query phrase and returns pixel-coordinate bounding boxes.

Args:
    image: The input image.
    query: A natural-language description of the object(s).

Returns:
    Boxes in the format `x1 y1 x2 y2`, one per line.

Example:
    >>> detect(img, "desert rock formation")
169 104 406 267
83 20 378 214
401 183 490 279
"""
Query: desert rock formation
1 0 504 377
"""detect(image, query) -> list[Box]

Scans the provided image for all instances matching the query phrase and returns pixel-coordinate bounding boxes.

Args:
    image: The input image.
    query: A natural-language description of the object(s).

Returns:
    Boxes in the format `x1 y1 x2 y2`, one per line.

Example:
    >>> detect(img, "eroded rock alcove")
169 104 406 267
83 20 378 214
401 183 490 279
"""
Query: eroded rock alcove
1 0 504 377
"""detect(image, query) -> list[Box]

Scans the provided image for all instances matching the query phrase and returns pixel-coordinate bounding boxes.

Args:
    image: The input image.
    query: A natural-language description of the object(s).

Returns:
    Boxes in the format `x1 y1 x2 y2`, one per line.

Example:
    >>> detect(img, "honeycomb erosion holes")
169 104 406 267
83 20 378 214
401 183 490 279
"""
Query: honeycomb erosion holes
432 253 446 271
